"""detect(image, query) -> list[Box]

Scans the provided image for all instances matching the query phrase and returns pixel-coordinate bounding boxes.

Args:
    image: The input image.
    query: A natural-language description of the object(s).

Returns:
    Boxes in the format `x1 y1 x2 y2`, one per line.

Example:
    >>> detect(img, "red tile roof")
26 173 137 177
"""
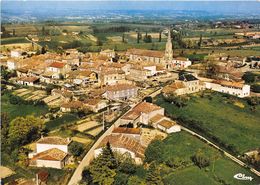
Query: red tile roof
32 148 67 161
97 134 146 158
112 127 141 135
49 62 65 68
127 49 164 58
37 136 71 145
106 84 138 92
157 119 177 129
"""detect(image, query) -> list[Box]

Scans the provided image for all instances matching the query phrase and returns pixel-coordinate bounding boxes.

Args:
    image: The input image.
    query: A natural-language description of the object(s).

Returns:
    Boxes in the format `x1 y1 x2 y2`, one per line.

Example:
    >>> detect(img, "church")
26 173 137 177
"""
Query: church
126 29 192 70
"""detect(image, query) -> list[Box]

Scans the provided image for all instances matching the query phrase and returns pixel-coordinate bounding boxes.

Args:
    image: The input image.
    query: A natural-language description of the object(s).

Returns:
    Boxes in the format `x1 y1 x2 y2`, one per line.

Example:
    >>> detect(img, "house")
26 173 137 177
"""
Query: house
162 73 204 96
28 136 71 169
171 57 192 69
120 102 164 127
103 84 138 100
84 98 108 113
111 127 141 140
100 49 115 58
60 101 84 112
7 59 26 70
16 77 40 86
94 134 146 164
11 49 23 58
47 62 70 78
156 119 181 134
68 70 98 86
149 114 181 133
16 67 29 77
99 70 126 86
127 48 164 64
204 80 250 98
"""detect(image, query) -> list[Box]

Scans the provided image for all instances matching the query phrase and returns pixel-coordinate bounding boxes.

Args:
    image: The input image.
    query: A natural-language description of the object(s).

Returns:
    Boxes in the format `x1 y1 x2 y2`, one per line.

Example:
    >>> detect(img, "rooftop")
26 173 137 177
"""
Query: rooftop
37 136 71 145
49 62 66 68
106 84 138 92
112 127 141 135
127 48 164 58
157 119 177 129
97 134 146 158
32 148 67 161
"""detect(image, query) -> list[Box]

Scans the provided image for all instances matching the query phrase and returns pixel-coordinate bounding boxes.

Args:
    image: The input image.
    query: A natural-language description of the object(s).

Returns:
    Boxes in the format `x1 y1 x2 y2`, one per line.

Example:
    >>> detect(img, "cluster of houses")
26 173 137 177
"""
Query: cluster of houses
94 101 181 164
163 72 251 98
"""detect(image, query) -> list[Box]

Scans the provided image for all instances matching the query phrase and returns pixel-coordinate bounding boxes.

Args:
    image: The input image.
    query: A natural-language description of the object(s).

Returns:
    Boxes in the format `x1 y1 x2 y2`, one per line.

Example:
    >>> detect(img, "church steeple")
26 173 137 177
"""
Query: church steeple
165 29 173 61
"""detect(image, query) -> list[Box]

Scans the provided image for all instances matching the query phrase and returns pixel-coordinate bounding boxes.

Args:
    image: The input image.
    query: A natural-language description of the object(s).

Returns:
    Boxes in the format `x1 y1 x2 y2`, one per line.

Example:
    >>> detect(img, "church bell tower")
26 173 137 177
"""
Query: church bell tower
165 29 173 62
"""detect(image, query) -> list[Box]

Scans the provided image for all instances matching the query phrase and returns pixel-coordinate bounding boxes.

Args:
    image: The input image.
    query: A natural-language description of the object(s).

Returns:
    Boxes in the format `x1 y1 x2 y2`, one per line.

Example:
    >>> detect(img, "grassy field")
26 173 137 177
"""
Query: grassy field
1 94 49 120
152 132 260 185
155 93 260 154
45 113 79 130
1 37 30 45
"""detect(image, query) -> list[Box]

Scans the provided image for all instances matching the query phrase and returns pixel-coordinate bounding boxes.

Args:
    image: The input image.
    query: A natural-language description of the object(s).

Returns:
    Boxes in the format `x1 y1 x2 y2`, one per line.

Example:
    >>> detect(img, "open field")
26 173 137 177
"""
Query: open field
1 93 49 120
73 121 100 132
72 136 93 144
149 132 260 185
155 93 260 154
45 114 79 130
85 126 103 137
1 37 30 45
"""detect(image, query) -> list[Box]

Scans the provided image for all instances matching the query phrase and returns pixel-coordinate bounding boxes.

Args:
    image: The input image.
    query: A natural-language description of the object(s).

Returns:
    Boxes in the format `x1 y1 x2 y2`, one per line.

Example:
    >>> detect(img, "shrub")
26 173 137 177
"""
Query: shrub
191 151 210 169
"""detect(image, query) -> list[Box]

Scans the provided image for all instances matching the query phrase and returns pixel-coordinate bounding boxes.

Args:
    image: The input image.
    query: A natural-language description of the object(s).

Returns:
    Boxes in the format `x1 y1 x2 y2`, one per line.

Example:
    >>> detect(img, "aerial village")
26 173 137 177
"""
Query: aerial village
1 28 260 184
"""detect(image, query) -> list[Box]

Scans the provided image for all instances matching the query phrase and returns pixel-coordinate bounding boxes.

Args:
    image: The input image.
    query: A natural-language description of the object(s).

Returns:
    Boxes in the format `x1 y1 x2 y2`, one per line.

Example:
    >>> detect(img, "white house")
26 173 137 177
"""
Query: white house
205 80 250 98
103 84 138 100
156 119 181 134
29 136 71 169
172 57 192 68
111 127 141 140
16 77 39 86
7 60 26 70
84 98 108 113
120 102 164 127
11 49 23 58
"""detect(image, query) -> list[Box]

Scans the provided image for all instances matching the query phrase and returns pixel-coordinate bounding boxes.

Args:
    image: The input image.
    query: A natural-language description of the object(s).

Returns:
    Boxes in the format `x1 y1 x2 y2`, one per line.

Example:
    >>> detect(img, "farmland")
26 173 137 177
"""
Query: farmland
147 132 260 185
155 92 260 154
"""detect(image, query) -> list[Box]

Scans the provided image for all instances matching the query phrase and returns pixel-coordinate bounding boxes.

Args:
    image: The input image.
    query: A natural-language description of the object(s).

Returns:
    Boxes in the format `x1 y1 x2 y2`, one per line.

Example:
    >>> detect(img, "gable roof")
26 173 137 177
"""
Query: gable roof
61 101 83 109
157 119 177 129
106 84 138 92
32 148 67 161
37 136 71 145
127 49 164 58
49 62 66 68
97 134 146 158
112 127 141 135
179 74 198 81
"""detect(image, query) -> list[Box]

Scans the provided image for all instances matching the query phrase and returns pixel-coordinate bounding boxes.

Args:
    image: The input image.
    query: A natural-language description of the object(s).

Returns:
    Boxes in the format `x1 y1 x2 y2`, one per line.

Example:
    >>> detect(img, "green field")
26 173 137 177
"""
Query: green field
1 94 49 120
155 93 260 154
151 132 260 185
1 37 30 45
45 113 79 130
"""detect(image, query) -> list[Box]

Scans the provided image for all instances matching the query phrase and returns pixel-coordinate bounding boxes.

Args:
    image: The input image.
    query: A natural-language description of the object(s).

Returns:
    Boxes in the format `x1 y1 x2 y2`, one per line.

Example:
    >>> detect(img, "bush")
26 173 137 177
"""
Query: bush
69 141 84 157
191 151 210 169
145 139 164 163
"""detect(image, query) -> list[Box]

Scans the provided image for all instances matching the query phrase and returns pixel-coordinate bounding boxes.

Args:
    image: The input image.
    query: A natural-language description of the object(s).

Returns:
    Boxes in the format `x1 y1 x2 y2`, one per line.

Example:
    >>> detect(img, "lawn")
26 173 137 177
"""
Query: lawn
155 93 260 154
1 94 49 120
150 132 260 185
45 113 79 130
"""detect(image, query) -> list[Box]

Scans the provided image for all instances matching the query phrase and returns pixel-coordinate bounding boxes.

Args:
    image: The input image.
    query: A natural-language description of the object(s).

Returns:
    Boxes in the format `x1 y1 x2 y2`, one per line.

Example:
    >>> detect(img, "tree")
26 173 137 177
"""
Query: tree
42 26 45 35
158 31 162 42
88 142 117 185
198 34 202 48
242 72 256 83
117 153 137 174
41 46 47 54
69 142 84 157
146 162 164 185
145 140 163 163
192 150 210 168
8 115 45 147
13 29 15 36
128 176 146 185
81 168 93 185
143 32 152 43
137 32 142 43
114 173 128 185
1 113 10 147
122 33 125 43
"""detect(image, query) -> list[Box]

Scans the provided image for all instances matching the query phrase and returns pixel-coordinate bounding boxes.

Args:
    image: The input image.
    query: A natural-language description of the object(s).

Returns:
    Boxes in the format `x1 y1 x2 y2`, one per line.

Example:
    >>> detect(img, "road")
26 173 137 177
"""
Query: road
68 88 163 185
181 126 260 177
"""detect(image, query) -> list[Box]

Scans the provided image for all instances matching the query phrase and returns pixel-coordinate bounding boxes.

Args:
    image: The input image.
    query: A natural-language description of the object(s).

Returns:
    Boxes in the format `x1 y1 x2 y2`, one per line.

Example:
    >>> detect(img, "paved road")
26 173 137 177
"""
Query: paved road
181 126 260 177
